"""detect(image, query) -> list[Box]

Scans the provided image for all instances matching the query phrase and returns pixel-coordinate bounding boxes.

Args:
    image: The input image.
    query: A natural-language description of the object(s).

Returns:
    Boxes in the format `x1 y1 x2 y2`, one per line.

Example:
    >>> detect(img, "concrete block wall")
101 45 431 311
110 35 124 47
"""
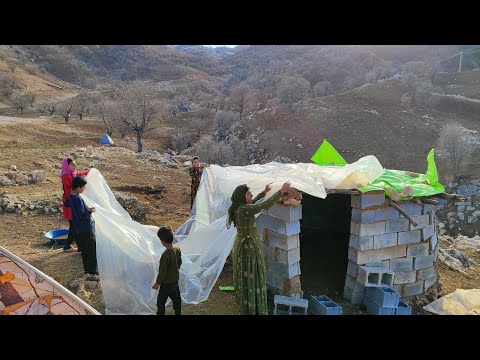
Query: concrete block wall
256 192 439 304
348 192 439 299
258 203 303 298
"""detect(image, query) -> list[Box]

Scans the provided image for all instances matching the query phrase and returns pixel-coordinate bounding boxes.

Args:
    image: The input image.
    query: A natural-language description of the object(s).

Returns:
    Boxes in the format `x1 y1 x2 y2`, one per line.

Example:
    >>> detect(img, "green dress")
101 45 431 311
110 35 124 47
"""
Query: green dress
232 190 283 315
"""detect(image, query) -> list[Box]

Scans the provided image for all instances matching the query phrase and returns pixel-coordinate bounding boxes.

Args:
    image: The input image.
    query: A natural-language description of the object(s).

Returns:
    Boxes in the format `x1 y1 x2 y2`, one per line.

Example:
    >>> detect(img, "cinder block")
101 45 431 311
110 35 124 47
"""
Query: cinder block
261 243 301 265
417 266 436 281
357 266 394 287
406 242 429 257
390 257 413 271
263 229 300 250
266 270 284 290
364 296 395 315
351 191 385 209
403 280 424 296
350 221 386 237
274 295 308 315
422 204 435 215
393 270 417 284
429 234 438 252
349 235 374 251
374 206 401 221
343 275 355 301
409 215 431 230
390 284 404 294
373 233 398 249
386 218 410 233
310 295 342 315
398 202 422 217
413 254 434 270
266 203 302 222
266 260 301 278
421 225 435 241
434 245 439 260
351 206 400 222
365 287 400 308
425 275 437 290
257 213 300 236
351 286 365 305
395 300 412 315
347 261 359 277
349 245 407 265
398 230 421 245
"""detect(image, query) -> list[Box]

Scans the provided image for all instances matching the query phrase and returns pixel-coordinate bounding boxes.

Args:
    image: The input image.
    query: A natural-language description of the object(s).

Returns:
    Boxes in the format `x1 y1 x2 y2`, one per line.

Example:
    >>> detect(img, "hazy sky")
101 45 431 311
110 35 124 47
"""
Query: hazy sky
203 45 236 48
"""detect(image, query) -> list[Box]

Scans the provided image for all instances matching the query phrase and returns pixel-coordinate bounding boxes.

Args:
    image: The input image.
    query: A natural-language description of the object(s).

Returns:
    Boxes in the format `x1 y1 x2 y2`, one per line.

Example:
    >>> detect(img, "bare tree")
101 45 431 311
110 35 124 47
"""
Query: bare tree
214 110 237 138
313 81 331 97
171 132 190 153
47 104 56 116
59 98 76 124
95 99 116 136
75 92 90 120
276 75 311 109
437 122 472 178
191 135 235 165
25 91 36 108
227 84 254 120
36 102 47 116
0 73 20 98
10 95 28 114
116 81 164 153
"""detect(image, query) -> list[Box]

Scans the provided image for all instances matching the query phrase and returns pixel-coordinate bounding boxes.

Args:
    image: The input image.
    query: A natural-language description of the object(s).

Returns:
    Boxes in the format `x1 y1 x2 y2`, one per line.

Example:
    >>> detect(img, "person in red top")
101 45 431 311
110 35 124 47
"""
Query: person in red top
61 158 89 252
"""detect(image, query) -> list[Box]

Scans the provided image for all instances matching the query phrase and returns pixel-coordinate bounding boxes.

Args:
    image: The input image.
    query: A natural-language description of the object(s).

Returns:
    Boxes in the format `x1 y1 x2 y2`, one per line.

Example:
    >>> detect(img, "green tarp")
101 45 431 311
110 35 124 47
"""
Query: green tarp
311 139 347 165
311 141 445 200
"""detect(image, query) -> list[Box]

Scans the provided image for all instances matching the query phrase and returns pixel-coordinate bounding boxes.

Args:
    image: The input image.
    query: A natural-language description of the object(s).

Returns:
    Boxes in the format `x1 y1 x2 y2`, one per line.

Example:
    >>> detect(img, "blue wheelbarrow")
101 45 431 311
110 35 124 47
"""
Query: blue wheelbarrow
43 229 69 246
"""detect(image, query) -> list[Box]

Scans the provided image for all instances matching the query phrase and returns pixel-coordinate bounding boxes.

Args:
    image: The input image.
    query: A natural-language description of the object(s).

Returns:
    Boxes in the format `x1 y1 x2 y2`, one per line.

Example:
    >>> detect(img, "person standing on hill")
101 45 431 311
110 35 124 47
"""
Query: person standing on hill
188 156 203 210
60 158 89 253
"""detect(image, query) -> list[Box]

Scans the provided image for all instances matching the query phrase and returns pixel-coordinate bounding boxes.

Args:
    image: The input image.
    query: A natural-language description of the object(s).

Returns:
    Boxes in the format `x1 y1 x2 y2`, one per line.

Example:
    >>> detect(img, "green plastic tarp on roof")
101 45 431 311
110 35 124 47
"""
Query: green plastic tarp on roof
311 141 445 200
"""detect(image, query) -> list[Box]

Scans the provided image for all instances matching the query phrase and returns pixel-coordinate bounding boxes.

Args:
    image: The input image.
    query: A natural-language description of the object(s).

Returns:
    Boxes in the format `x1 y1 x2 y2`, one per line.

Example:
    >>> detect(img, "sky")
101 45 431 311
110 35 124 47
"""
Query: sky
203 45 236 48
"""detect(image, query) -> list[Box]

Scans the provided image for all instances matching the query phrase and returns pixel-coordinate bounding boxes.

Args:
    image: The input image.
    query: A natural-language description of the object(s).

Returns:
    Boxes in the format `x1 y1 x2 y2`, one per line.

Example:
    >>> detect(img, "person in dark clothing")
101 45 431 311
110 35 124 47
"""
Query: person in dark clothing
152 226 182 315
188 156 203 210
60 158 89 252
64 176 99 282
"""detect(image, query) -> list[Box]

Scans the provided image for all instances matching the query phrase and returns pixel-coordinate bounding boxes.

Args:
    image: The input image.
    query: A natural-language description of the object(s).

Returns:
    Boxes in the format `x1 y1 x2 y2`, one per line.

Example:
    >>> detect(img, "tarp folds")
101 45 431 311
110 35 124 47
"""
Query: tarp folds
358 149 445 200
423 289 480 315
82 157 384 314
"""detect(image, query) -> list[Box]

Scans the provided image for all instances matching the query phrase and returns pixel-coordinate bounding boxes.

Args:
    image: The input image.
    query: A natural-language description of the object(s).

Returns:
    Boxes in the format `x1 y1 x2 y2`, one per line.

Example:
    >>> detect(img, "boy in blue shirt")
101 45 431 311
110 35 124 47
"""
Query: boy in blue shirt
64 176 99 282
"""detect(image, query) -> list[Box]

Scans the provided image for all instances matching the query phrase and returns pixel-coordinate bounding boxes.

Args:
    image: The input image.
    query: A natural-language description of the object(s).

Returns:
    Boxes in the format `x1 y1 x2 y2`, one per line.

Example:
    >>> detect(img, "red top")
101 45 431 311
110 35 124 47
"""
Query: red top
61 171 88 220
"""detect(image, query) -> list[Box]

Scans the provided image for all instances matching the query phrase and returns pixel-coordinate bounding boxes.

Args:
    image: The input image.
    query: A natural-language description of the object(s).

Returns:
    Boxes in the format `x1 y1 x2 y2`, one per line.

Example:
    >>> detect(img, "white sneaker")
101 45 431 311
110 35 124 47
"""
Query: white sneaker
86 273 100 281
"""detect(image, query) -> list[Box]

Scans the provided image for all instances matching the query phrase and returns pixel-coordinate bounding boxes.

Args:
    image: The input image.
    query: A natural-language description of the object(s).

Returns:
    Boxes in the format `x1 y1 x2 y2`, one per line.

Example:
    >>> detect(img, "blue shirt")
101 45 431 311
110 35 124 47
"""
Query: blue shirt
64 194 95 234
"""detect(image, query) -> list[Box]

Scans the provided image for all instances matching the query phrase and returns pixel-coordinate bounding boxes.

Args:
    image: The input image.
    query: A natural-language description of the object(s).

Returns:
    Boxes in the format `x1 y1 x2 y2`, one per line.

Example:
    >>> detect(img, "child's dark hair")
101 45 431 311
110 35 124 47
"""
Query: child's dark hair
192 156 199 161
71 176 87 190
157 226 174 243
67 158 73 165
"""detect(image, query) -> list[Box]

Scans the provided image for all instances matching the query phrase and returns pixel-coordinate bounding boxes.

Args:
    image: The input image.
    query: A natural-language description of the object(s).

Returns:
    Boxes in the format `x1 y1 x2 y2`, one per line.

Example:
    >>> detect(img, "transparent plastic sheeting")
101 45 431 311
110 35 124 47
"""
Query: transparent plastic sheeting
81 156 384 315
423 289 480 315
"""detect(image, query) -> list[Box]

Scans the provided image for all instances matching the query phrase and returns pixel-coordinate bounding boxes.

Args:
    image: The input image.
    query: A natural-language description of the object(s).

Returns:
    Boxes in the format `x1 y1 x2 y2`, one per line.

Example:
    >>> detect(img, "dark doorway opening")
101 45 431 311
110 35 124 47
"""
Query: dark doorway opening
300 193 351 299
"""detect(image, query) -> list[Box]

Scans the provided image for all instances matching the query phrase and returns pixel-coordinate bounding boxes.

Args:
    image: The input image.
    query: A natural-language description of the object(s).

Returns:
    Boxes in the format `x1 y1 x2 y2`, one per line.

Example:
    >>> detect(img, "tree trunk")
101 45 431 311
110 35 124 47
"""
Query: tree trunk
136 130 143 153
79 113 83 121
64 115 69 124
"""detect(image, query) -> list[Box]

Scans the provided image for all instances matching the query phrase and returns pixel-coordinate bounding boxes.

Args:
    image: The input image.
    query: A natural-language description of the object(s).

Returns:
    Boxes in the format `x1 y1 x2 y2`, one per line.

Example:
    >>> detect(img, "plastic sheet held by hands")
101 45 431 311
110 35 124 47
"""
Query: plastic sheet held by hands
81 157 383 314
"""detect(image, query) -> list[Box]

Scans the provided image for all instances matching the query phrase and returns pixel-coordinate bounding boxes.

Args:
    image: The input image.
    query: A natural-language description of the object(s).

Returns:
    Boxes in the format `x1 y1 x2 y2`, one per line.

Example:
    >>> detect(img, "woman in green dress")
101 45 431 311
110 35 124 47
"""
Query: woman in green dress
227 181 291 315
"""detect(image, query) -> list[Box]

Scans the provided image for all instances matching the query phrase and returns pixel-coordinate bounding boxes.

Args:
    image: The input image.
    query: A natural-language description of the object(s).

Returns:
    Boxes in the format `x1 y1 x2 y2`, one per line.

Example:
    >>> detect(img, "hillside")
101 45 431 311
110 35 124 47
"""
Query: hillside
244 76 480 180
1 44 479 181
